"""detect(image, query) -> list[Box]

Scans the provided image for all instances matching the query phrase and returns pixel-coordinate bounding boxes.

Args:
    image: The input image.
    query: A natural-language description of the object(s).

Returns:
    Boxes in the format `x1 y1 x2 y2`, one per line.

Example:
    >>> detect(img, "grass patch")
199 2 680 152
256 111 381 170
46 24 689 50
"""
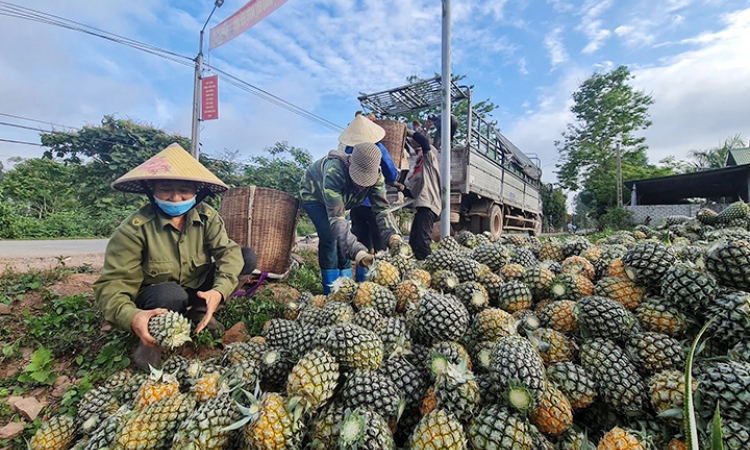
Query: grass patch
216 290 283 337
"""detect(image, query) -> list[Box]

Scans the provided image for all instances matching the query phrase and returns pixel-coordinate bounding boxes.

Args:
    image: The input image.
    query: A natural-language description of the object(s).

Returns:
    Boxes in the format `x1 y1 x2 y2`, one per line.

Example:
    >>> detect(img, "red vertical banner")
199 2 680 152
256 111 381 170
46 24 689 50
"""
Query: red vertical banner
201 75 219 121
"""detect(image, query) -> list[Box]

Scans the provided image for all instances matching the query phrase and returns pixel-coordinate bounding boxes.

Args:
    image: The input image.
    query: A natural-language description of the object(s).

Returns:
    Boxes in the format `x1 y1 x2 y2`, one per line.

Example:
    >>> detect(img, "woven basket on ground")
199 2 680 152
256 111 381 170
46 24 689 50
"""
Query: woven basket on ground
374 119 407 168
219 186 300 277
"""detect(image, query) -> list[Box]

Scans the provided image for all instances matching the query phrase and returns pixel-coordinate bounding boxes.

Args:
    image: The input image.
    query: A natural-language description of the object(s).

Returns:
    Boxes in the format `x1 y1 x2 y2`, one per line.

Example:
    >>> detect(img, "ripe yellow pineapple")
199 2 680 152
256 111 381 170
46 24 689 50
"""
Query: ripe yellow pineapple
244 392 302 450
608 258 627 278
406 268 432 287
529 382 573 436
595 276 645 310
367 259 401 288
113 393 195 449
597 427 646 450
394 279 425 314
133 366 180 410
29 415 76 450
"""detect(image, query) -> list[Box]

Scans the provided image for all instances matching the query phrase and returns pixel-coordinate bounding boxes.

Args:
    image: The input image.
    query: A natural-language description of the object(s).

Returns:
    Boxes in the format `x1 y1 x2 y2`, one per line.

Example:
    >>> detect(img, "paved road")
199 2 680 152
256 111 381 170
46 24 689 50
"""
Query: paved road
0 239 109 258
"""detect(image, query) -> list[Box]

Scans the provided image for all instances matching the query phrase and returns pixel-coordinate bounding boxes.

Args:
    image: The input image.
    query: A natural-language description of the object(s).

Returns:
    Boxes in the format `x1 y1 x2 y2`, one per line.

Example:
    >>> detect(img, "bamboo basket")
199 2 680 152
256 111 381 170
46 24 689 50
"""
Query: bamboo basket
374 119 407 168
219 186 300 277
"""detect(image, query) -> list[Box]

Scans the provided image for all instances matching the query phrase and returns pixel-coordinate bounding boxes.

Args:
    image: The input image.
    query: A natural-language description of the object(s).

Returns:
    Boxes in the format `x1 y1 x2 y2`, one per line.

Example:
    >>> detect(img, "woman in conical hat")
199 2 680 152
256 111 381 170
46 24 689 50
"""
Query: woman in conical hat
93 143 256 370
340 112 401 282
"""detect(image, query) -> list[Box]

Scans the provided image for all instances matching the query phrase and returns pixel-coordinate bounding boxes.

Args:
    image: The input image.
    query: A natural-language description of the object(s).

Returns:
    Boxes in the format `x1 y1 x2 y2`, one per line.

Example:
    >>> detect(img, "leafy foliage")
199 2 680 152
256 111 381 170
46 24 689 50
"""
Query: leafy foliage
541 184 567 232
596 206 633 231
688 134 747 170
17 347 57 386
241 141 313 198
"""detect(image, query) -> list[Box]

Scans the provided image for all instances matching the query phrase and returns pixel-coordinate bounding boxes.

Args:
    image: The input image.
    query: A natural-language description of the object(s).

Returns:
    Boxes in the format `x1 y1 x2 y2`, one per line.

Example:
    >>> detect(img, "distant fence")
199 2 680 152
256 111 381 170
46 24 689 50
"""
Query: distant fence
627 204 723 225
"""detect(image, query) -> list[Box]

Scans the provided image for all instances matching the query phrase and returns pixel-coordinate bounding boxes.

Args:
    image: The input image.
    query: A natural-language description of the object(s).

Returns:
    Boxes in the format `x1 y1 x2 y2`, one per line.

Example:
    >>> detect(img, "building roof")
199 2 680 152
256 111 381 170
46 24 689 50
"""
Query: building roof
625 164 750 205
726 147 750 166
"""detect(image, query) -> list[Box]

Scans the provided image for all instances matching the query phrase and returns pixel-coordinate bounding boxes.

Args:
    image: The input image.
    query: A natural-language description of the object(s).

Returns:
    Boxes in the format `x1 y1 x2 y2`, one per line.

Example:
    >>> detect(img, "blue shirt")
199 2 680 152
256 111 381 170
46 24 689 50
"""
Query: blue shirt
345 142 398 207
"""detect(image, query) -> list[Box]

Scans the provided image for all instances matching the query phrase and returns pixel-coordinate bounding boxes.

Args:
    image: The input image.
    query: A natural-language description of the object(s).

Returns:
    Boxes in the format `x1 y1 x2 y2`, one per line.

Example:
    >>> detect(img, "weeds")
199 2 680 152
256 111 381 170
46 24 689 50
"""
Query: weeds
22 293 101 358
216 291 282 337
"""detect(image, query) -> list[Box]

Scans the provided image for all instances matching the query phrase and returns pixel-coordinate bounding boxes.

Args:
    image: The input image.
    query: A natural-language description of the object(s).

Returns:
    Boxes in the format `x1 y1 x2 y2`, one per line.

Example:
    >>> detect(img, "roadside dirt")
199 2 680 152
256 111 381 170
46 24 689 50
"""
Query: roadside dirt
0 254 105 274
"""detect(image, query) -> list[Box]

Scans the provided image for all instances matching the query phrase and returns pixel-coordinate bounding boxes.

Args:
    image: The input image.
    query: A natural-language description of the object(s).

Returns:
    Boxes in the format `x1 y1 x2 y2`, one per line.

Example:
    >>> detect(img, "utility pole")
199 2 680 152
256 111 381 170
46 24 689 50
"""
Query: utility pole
616 141 623 207
190 0 224 160
440 0 452 238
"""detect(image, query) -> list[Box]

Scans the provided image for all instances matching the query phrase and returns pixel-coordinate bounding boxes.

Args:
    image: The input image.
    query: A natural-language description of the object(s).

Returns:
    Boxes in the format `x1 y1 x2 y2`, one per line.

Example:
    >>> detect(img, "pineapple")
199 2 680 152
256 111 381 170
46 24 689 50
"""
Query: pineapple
523 265 554 300
354 281 397 316
705 239 750 291
367 259 401 288
660 262 718 311
393 279 424 315
648 369 693 416
170 389 243 449
495 280 533 312
408 409 466 450
704 418 750 450
477 271 505 301
698 361 750 421
133 366 180 410
81 404 131 450
597 427 647 449
337 408 395 450
147 311 191 349
29 415 77 450
705 290 750 347
432 361 481 422
529 382 573 437
328 276 357 303
423 250 459 273
453 281 489 315
352 307 386 332
113 393 196 450
323 323 384 370
426 341 472 378
467 404 534 449
309 404 346 449
472 307 514 341
595 277 645 310
413 291 470 343
579 339 646 415
696 207 719 225
574 296 638 340
379 353 429 410
431 270 460 293
489 335 547 412
539 239 565 262
621 241 677 286
340 369 404 423
545 362 597 409
532 328 576 366
242 392 302 450
259 348 295 391
222 339 268 365
509 247 539 267
378 316 412 354
716 200 750 224
286 347 339 413
625 331 685 375
262 318 301 349
472 243 510 271
406 268 432 288
499 263 526 280
634 296 688 337
538 300 578 335
76 386 119 434
561 255 595 280
452 257 482 283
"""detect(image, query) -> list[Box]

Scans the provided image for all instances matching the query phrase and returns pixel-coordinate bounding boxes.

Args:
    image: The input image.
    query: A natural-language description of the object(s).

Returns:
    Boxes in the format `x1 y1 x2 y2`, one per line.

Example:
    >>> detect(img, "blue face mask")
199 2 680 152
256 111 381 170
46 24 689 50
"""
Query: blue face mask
154 197 196 217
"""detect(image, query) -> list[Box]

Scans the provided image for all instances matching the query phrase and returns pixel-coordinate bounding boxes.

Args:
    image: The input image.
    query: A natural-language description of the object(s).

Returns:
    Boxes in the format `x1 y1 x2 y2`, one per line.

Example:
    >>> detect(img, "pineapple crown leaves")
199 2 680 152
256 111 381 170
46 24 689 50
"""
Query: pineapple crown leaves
684 315 720 450
505 380 537 413
337 408 369 449
222 382 264 432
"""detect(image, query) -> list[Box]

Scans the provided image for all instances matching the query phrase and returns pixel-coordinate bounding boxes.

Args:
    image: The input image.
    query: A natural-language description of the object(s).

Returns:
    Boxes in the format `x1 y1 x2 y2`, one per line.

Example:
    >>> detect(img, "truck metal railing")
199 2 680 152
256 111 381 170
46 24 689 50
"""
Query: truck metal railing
357 76 469 116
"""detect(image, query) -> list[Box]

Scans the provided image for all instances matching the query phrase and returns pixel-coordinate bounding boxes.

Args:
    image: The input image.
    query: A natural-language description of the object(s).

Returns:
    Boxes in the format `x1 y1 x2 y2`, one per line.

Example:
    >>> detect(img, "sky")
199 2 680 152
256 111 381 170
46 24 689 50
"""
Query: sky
1 0 749 186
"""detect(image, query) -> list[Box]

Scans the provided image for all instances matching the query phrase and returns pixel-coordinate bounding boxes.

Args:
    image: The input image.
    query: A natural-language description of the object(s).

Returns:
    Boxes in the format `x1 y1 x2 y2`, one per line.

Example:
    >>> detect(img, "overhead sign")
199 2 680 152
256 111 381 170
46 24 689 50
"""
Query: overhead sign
201 75 219 121
209 0 289 50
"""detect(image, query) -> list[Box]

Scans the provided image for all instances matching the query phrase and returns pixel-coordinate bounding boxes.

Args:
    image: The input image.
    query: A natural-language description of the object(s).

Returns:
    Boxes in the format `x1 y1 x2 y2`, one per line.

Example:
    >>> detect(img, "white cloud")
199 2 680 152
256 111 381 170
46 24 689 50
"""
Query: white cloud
483 0 511 20
547 0 574 13
518 57 529 75
505 7 750 185
544 27 569 68
577 0 613 53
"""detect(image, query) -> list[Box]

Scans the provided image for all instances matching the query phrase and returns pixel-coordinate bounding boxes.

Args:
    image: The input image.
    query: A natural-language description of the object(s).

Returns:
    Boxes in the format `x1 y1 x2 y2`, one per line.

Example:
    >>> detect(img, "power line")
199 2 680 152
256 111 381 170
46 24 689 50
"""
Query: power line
0 112 78 130
0 138 44 146
0 1 344 133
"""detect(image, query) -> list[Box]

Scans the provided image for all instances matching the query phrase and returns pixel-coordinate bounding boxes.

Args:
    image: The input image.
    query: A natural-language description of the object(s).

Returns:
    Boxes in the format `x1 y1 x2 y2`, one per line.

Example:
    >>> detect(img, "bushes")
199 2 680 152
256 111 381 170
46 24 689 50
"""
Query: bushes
0 208 129 239
596 206 633 231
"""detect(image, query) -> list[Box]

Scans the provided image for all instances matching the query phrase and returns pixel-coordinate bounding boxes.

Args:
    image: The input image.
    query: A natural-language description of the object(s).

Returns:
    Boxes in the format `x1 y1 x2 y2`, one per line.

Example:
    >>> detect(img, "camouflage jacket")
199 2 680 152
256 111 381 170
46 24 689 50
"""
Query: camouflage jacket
300 150 400 259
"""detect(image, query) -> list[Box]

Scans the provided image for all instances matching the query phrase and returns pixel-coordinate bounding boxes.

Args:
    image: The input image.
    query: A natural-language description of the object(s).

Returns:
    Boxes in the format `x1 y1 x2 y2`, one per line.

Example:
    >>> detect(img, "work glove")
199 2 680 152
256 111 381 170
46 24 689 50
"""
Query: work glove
391 182 405 192
355 250 374 268
388 235 404 250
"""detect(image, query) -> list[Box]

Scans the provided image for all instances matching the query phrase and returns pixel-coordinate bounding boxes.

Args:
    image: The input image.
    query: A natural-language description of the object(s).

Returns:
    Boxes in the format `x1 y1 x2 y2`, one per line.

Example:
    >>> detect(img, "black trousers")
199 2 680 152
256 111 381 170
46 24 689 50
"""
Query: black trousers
135 247 257 313
410 207 438 260
350 206 386 252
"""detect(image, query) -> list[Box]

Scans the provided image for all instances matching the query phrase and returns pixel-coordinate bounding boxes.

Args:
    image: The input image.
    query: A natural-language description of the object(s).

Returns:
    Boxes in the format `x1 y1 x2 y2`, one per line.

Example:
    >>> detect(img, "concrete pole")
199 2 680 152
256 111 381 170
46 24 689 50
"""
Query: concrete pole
190 30 204 160
440 0 452 238
616 142 622 207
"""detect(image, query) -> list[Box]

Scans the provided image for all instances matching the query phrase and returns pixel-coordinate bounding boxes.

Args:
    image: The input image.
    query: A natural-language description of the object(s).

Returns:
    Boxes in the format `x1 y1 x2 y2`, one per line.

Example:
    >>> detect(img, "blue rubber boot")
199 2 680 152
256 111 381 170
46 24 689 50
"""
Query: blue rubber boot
321 269 339 295
355 265 368 282
340 268 353 280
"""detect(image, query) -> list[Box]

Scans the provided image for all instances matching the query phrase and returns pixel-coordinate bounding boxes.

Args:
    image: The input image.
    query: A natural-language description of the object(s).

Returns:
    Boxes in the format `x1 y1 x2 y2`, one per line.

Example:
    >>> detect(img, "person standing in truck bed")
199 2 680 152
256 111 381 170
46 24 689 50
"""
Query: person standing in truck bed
404 129 441 260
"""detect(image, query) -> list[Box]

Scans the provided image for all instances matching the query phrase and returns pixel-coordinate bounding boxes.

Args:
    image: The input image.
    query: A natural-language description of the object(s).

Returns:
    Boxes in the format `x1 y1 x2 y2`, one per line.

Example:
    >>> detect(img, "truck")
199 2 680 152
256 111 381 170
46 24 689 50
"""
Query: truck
358 76 544 238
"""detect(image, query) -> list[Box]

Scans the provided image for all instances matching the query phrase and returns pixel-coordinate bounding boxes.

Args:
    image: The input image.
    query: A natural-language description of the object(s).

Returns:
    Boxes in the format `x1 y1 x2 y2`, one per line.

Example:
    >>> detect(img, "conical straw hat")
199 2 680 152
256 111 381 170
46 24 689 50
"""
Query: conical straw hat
338 114 386 146
111 143 229 194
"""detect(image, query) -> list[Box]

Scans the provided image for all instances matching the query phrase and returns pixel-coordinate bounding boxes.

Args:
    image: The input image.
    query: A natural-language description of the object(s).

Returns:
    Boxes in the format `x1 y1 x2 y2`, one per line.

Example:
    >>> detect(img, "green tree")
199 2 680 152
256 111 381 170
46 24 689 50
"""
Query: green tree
541 184 567 232
555 66 654 217
688 134 747 170
0 157 77 218
40 115 192 214
240 141 313 197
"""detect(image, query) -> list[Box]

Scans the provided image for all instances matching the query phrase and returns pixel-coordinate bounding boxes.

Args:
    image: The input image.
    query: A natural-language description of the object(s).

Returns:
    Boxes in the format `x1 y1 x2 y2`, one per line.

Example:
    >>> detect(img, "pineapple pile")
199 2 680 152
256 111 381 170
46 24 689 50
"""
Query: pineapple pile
30 202 750 449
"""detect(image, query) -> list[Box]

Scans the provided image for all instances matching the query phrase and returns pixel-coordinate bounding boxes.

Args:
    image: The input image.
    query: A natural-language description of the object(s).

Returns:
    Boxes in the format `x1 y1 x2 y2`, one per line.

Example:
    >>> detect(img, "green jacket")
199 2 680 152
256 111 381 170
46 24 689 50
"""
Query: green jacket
299 150 400 259
93 202 243 332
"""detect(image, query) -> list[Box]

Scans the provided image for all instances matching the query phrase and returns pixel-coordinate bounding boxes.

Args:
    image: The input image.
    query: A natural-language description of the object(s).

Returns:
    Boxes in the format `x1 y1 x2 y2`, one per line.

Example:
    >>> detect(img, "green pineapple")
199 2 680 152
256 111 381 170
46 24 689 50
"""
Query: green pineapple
545 362 597 409
170 389 242 449
579 338 646 415
379 353 428 410
705 289 750 346
147 311 191 349
433 360 481 421
495 280 533 312
77 386 119 434
532 327 576 366
262 318 301 349
328 276 358 303
660 262 719 311
621 241 678 287
378 316 411 354
523 265 554 300
81 404 131 450
431 270 460 293
467 404 534 449
337 408 395 450
489 335 547 413
309 404 346 449
452 257 482 283
539 239 565 262
259 348 295 391
423 249 459 273
574 296 638 340
472 243 510 271
698 361 750 422
696 207 719 225
633 296 688 337
413 291 470 344
453 281 489 315
323 323 384 370
716 200 750 224
352 307 386 332
625 331 685 375
705 239 750 291
353 281 397 316
340 369 404 423
648 369 693 416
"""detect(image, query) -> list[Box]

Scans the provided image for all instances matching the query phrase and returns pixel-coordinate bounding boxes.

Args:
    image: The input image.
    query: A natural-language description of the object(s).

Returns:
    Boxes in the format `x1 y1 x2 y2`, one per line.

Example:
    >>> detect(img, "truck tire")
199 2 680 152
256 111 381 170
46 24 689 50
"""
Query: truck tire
482 204 503 240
